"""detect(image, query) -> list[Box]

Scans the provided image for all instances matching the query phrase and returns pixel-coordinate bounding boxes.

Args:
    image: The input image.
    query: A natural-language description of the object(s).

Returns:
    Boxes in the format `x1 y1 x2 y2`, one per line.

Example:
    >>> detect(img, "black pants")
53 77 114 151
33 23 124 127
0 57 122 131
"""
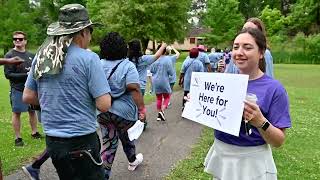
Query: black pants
46 132 104 180
183 91 189 107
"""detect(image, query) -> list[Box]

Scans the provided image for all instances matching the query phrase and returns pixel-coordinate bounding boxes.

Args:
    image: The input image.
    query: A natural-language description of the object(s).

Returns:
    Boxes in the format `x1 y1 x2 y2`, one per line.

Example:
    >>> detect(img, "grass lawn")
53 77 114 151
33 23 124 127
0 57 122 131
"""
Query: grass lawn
166 64 320 180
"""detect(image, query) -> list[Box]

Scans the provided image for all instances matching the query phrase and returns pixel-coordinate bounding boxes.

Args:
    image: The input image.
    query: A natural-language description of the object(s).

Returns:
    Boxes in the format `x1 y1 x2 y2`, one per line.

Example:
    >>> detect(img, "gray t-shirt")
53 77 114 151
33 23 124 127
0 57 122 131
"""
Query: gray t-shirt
25 44 111 138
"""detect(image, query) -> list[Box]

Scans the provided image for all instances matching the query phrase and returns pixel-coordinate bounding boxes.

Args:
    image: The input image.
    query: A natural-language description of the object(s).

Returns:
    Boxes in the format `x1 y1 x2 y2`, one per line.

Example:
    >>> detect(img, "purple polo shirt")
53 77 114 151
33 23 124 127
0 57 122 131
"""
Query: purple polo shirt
215 74 291 146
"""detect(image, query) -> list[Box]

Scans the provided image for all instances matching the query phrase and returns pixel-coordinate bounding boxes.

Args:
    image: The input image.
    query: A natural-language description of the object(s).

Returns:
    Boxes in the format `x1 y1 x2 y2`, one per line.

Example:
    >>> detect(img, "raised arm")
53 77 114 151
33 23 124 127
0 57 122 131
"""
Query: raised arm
153 43 167 60
171 46 180 59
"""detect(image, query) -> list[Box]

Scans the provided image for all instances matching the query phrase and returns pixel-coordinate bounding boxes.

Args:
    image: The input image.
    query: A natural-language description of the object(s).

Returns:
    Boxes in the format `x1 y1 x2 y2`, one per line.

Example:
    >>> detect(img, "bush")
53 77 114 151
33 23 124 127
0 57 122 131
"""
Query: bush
305 34 320 64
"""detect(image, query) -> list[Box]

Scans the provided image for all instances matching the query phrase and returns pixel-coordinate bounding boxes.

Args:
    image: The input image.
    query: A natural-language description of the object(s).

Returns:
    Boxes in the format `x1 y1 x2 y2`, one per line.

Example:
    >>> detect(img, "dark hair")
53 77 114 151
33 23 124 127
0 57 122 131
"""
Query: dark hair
189 48 199 58
237 28 266 72
100 32 127 60
157 44 166 55
13 31 27 40
128 39 143 67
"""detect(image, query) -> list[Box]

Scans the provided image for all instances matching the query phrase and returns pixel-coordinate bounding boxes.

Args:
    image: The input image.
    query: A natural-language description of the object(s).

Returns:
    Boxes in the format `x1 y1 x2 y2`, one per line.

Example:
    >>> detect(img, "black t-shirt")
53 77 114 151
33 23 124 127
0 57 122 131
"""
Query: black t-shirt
4 49 34 91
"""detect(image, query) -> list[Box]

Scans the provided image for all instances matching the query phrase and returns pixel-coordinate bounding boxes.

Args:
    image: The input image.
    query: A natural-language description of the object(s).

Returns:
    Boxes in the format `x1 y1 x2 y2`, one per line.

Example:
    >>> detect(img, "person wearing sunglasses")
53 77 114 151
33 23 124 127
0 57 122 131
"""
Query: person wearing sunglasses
4 31 42 147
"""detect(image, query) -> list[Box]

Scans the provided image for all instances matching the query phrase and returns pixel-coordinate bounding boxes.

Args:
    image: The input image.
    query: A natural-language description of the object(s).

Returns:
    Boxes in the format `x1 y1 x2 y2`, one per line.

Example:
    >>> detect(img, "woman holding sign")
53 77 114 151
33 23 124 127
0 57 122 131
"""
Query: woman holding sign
204 28 291 179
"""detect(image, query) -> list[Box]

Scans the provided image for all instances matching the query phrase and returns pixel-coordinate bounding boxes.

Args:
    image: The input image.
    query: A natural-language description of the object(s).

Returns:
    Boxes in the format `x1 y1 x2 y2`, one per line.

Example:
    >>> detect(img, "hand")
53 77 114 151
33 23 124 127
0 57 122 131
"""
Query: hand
184 93 191 102
217 59 225 72
9 56 24 65
243 100 265 128
138 107 146 122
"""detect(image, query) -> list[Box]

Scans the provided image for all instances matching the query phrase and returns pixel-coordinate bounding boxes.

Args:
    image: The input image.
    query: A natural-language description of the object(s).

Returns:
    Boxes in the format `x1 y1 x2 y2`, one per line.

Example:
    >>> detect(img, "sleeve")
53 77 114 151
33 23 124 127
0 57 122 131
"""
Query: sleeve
265 49 274 78
197 61 204 72
4 52 28 81
267 84 291 129
204 53 210 64
180 60 187 73
225 59 239 74
88 54 111 98
125 62 140 85
25 61 38 92
142 55 156 66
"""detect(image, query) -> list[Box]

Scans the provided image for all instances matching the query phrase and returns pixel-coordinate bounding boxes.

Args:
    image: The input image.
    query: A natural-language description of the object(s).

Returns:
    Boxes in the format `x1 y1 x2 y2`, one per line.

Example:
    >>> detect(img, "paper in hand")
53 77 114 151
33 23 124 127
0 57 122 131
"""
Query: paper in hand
127 120 145 141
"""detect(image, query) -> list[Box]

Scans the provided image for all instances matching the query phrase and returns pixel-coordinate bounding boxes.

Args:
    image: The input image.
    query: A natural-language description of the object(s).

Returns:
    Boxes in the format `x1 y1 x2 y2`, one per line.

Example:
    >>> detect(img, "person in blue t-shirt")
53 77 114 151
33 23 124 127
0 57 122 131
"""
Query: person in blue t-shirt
98 32 146 179
197 45 212 72
23 4 111 180
128 39 167 96
225 18 274 77
150 46 175 121
179 48 204 109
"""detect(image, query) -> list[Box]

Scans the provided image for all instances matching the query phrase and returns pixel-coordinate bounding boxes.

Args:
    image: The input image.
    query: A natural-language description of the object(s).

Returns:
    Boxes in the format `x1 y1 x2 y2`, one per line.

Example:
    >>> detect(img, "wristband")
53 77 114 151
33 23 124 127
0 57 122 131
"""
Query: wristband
138 107 146 114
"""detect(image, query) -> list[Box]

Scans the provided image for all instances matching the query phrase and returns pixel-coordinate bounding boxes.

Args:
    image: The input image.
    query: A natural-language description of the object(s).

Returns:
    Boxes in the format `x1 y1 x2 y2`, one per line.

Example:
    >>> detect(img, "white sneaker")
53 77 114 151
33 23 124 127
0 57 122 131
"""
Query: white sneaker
128 153 143 171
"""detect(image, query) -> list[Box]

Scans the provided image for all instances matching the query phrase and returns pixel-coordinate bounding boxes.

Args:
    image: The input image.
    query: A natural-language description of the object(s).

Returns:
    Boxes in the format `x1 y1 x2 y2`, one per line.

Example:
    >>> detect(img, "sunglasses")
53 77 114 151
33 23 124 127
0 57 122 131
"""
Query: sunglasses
13 38 24 41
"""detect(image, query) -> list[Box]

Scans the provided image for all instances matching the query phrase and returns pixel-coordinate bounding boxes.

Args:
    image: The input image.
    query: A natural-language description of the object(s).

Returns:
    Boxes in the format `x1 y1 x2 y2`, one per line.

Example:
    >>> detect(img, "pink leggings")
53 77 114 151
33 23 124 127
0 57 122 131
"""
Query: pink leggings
156 93 171 110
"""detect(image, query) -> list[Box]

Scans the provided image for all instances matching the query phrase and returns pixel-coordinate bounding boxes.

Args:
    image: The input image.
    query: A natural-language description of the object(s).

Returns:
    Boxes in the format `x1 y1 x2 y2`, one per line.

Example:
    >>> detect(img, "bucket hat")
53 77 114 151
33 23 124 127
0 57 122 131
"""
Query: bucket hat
47 4 94 36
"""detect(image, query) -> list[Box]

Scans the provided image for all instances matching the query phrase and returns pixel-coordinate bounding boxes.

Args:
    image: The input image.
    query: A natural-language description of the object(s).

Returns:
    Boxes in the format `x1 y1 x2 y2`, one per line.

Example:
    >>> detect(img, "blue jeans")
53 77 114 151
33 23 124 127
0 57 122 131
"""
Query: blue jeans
46 132 104 180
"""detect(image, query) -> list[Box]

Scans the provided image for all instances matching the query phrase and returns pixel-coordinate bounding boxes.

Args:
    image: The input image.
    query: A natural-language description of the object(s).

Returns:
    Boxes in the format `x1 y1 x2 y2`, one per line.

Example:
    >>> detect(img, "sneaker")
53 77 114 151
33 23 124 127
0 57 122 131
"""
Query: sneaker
157 112 161 121
159 111 166 121
22 165 40 180
15 138 24 146
31 132 42 139
128 153 143 171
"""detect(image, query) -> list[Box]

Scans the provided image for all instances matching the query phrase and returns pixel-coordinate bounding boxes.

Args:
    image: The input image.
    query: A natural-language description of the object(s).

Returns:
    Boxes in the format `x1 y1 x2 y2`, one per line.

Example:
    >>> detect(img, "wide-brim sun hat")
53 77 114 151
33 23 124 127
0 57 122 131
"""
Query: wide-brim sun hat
47 4 95 36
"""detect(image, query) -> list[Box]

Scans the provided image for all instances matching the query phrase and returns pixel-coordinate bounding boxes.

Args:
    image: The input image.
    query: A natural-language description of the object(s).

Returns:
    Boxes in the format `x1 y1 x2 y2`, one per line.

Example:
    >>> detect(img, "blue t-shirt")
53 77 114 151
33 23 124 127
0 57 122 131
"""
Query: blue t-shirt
197 52 210 72
132 55 156 90
226 49 274 77
101 59 140 121
181 57 204 91
215 74 291 146
208 52 223 71
25 44 111 138
150 56 174 94
169 55 178 84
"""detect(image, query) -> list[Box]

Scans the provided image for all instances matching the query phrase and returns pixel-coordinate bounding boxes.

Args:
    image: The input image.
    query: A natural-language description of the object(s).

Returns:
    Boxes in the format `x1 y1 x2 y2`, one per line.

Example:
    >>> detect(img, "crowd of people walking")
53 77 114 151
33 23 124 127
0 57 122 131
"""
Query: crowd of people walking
0 3 291 180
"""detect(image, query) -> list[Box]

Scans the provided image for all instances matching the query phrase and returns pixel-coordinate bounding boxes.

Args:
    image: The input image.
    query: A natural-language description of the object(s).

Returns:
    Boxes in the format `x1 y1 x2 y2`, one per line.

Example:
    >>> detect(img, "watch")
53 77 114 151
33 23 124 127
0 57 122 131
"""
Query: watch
260 120 270 131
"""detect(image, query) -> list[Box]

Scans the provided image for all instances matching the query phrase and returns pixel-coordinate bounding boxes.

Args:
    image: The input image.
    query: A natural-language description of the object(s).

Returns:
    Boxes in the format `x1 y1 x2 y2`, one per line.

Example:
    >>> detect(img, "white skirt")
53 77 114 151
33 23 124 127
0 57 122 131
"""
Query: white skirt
204 138 277 180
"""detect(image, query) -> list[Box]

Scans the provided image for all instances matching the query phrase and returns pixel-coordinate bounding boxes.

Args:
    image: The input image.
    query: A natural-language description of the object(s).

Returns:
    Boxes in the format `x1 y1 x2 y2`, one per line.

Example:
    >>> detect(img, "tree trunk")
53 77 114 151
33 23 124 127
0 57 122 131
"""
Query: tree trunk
141 39 150 54
281 0 290 16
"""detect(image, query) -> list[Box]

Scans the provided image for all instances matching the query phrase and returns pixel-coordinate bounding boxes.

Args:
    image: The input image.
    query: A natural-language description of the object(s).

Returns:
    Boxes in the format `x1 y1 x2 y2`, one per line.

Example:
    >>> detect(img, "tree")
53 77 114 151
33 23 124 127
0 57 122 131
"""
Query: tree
260 5 286 36
0 0 38 54
203 0 244 46
87 0 192 50
287 0 320 35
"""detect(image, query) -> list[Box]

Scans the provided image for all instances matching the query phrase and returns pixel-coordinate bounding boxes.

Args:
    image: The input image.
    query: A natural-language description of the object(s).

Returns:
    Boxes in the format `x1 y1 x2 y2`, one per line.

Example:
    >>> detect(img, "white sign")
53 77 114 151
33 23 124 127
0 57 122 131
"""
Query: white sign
182 72 249 136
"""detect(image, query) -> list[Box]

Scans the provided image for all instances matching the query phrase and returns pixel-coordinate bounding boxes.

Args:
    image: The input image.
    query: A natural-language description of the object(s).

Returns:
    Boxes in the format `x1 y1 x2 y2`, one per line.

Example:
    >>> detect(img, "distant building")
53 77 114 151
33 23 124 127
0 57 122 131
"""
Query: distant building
148 27 211 51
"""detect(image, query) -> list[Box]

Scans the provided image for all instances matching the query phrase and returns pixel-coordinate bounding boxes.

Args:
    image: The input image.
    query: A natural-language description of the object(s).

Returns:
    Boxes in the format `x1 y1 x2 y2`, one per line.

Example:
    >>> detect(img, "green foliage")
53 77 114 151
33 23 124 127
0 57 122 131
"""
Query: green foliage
305 33 320 63
287 0 320 35
203 0 244 46
88 0 192 49
260 5 286 36
0 0 38 52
